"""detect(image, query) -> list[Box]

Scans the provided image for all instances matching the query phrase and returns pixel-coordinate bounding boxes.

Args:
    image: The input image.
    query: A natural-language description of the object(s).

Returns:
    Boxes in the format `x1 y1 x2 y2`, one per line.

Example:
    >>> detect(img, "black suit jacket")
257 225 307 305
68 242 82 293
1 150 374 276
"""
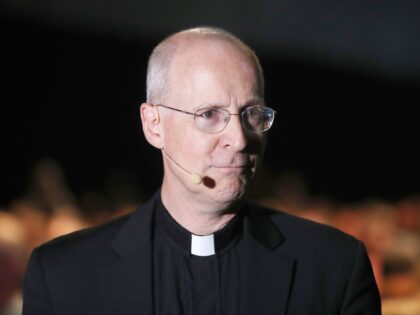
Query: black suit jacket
23 191 381 314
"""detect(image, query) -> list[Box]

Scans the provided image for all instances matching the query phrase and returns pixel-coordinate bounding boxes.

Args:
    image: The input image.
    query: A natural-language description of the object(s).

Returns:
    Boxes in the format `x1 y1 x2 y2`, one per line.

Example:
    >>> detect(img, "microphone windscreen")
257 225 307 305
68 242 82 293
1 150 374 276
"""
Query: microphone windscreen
190 173 202 185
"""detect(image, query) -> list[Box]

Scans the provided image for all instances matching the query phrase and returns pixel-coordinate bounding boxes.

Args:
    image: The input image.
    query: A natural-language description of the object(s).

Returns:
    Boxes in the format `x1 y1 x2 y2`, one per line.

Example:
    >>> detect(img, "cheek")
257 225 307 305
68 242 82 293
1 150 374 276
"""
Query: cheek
164 122 215 164
190 137 224 174
188 136 218 165
162 115 190 145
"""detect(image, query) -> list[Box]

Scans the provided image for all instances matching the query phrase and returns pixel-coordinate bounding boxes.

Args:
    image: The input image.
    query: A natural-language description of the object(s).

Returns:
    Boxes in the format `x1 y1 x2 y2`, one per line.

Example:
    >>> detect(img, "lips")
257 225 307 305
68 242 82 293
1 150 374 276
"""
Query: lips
212 160 254 168
210 155 256 170
213 165 252 169
211 160 255 169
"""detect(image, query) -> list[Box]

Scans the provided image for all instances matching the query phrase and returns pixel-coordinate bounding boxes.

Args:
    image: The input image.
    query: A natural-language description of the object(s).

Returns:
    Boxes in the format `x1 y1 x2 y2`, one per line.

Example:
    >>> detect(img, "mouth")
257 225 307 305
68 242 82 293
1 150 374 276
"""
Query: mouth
209 156 257 173
213 165 251 168
212 164 254 174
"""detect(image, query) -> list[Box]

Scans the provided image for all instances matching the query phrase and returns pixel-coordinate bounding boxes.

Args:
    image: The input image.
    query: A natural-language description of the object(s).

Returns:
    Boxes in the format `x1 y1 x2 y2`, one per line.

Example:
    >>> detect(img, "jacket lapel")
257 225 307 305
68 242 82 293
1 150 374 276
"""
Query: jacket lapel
98 196 296 315
99 192 158 315
241 206 296 315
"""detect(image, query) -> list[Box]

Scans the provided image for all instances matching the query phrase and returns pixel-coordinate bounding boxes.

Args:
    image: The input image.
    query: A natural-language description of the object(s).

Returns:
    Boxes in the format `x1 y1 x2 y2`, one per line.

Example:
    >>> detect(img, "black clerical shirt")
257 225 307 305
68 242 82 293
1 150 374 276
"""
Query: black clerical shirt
153 198 243 315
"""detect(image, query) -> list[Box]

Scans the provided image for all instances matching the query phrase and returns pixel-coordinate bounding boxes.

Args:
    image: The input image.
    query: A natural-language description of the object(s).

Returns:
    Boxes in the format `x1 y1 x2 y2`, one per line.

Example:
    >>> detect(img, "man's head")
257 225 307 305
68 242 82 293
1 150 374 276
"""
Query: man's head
145 27 264 105
140 27 273 210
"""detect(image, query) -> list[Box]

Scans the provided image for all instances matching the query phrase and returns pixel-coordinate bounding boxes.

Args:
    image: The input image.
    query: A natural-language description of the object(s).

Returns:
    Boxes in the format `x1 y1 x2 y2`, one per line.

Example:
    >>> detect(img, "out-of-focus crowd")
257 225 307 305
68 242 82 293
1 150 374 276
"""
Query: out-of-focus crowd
0 159 419 315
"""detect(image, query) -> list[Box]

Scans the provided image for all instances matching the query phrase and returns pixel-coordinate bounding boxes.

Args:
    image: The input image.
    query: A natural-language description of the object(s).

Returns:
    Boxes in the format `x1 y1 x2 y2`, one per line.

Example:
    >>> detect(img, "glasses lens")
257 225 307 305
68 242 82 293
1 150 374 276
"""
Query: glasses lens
242 107 275 132
194 108 229 133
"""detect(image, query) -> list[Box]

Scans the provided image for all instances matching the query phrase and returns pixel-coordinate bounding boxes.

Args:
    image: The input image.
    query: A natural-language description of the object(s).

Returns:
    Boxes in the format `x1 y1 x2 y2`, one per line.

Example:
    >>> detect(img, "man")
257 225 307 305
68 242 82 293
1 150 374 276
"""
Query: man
23 27 381 314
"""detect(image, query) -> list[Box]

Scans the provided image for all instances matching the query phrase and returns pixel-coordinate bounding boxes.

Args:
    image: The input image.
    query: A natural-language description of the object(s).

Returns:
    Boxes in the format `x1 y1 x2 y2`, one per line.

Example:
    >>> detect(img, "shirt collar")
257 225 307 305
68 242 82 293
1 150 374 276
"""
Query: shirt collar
155 196 243 257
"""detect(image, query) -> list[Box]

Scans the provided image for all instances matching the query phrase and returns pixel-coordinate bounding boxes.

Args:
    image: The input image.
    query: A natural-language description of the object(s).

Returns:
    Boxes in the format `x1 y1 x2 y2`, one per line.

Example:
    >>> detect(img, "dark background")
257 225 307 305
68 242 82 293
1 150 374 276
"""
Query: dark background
1 1 419 207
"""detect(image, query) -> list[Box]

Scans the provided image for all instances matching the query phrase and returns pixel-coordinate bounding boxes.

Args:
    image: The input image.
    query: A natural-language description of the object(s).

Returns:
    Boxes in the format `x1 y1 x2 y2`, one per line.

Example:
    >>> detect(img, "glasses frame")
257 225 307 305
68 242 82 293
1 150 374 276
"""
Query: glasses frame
154 104 276 134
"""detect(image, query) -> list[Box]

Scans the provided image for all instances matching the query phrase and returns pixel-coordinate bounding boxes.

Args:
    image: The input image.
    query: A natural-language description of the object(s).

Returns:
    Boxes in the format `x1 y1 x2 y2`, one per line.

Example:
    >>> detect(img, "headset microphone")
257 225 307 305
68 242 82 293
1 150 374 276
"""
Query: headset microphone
161 149 203 185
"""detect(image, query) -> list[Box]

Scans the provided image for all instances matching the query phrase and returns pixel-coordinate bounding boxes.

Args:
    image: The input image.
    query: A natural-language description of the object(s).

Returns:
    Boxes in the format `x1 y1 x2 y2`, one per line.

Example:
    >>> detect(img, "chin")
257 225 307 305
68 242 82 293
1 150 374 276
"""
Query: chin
210 178 248 205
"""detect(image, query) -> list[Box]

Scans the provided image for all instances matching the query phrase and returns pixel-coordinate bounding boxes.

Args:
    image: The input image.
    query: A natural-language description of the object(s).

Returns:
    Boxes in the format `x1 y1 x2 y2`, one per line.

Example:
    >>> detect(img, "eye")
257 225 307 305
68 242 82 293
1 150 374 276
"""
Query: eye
201 109 218 119
247 107 263 118
196 108 225 121
246 107 263 122
194 108 229 133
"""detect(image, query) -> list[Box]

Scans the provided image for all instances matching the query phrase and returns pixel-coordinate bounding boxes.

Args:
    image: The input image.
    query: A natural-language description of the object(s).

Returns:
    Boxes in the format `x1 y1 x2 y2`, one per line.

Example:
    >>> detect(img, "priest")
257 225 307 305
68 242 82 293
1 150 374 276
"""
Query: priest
23 27 381 315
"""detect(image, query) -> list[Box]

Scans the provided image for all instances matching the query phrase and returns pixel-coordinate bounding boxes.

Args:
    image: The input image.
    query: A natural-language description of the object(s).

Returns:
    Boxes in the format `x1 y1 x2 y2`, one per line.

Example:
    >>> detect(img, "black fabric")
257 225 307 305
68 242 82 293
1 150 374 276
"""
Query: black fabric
190 256 219 315
153 197 243 315
22 190 381 315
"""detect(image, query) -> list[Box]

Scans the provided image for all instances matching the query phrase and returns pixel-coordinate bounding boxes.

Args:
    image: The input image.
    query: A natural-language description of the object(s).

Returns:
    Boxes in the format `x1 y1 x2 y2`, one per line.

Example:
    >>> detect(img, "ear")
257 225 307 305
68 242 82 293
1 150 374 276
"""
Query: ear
140 103 163 149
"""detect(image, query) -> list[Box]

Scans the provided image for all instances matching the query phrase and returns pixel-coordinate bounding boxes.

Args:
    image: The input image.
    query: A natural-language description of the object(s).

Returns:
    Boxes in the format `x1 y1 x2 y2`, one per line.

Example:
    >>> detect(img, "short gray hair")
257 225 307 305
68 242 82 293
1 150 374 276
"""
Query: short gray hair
146 27 264 104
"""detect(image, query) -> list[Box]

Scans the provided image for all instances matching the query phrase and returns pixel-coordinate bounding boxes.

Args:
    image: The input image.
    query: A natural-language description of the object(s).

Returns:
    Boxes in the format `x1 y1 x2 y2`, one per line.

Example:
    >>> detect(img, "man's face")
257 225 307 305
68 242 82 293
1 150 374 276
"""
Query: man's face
159 39 266 207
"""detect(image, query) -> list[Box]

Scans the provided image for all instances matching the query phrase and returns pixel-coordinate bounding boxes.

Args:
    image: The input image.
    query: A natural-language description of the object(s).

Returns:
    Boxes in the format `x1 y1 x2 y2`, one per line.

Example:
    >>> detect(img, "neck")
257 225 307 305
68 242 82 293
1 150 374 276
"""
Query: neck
160 178 240 235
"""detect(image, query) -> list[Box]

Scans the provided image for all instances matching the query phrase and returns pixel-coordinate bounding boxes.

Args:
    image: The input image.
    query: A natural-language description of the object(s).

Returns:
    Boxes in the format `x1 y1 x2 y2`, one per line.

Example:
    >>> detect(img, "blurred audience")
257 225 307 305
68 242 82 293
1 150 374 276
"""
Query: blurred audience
0 160 419 314
0 212 25 315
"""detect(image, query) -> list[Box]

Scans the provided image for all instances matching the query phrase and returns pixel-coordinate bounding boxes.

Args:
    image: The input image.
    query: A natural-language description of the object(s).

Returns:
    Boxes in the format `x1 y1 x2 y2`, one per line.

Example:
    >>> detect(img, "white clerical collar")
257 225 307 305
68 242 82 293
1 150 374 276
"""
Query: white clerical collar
191 234 215 256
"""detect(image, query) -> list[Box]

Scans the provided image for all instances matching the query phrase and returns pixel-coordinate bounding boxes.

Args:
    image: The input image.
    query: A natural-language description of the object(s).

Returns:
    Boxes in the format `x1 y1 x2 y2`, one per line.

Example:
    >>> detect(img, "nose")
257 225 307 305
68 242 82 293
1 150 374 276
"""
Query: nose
221 114 248 152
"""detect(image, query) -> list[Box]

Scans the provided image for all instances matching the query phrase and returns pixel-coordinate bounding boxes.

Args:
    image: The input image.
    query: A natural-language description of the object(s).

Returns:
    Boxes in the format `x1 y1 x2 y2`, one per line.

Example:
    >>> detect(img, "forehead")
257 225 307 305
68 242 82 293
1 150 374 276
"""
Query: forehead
166 38 262 108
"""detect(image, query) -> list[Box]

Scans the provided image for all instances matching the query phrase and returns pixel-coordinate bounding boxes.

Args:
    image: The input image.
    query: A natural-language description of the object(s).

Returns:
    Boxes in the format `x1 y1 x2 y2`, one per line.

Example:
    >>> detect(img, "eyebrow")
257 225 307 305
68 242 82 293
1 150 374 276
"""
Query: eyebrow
192 97 265 112
245 97 265 106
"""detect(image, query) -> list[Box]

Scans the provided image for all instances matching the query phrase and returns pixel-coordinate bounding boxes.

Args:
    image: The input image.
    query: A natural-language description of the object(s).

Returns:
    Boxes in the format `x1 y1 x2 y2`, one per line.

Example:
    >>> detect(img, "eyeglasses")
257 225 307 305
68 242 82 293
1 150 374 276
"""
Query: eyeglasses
155 104 276 134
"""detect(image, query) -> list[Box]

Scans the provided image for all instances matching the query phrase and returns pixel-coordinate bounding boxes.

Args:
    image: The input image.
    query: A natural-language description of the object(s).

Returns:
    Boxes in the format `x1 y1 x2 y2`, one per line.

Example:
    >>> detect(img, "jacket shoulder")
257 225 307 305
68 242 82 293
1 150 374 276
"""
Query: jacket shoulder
35 191 159 263
248 205 381 314
249 203 362 256
34 213 131 267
